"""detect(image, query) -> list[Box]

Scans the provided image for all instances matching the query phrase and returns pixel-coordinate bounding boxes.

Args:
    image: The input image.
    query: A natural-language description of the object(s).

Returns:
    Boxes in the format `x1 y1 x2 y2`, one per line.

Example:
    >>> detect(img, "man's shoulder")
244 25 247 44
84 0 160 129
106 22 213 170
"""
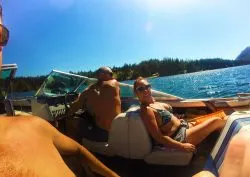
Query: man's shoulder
0 115 53 134
16 115 51 127
24 116 58 135
15 115 55 132
103 79 119 87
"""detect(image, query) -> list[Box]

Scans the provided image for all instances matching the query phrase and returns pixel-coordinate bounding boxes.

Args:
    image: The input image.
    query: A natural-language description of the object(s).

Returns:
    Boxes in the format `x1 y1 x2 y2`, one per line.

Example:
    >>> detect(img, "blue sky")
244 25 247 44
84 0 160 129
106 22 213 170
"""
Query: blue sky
2 0 250 76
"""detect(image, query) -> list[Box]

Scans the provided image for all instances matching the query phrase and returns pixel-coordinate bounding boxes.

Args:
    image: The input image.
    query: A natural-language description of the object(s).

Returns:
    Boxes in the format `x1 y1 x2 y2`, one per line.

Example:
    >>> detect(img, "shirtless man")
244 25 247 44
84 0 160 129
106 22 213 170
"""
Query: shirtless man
0 5 119 177
69 67 121 134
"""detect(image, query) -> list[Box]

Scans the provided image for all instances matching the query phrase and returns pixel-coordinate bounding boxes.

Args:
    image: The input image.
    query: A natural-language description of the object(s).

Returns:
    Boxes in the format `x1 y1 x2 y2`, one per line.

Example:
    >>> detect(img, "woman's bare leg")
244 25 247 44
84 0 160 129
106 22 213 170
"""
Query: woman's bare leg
186 117 226 145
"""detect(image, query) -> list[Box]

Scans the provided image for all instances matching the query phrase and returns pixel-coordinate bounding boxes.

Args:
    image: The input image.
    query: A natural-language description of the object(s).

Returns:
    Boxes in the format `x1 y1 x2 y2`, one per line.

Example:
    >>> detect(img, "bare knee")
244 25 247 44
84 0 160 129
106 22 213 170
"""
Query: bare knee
186 118 226 145
197 117 225 133
207 117 225 130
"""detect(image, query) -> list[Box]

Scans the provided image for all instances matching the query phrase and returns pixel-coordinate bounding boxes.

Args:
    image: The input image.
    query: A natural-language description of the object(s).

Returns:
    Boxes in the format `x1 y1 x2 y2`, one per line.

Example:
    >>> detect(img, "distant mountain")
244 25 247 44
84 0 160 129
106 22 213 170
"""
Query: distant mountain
236 46 250 61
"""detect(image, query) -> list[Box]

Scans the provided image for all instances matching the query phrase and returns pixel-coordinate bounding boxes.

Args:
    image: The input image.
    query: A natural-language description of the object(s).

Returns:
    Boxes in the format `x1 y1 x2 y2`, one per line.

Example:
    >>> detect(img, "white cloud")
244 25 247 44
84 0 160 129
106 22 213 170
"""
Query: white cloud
49 0 75 9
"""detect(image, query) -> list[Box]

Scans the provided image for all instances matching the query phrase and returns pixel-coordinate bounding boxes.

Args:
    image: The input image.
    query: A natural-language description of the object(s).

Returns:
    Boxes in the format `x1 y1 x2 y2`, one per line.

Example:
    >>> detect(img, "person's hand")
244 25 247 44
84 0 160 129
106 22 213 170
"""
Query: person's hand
181 143 196 152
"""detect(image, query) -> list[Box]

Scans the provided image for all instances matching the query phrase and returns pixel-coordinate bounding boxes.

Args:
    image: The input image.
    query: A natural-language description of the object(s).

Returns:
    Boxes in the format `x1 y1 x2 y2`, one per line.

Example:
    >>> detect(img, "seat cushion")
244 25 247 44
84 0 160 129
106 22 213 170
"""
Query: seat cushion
108 107 152 159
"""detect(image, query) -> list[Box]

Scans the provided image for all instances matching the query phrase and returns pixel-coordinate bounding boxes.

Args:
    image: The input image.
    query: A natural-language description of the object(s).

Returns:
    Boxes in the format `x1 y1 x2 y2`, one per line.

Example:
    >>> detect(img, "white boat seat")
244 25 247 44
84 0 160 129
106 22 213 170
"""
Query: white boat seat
109 106 193 165
108 108 152 159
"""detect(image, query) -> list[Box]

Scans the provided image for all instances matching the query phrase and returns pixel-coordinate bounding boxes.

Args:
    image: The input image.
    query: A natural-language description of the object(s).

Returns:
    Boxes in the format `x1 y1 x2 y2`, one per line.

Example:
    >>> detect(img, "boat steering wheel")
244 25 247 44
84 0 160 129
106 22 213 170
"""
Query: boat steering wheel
64 91 78 116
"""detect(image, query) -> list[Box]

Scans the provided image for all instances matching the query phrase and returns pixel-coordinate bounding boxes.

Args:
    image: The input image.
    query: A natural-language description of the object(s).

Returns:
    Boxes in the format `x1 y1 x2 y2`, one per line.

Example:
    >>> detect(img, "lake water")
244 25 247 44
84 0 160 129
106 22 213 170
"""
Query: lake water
11 65 250 99
123 65 250 99
8 91 36 100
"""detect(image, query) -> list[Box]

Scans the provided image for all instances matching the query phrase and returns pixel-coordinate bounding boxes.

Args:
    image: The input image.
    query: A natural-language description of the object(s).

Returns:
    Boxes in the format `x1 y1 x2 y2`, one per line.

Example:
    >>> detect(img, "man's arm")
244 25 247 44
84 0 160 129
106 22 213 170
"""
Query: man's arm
69 89 88 114
47 123 119 177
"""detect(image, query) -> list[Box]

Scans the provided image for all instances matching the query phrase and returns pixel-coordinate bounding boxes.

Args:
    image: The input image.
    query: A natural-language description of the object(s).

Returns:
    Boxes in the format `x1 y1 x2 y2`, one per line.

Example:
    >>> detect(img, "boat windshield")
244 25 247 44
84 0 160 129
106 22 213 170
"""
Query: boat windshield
35 70 97 97
0 64 17 100
35 70 181 100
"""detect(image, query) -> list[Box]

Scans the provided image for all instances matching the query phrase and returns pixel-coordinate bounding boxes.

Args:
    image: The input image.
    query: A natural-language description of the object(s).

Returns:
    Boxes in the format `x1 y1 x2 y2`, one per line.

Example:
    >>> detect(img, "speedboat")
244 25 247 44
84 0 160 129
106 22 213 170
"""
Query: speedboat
3 66 250 176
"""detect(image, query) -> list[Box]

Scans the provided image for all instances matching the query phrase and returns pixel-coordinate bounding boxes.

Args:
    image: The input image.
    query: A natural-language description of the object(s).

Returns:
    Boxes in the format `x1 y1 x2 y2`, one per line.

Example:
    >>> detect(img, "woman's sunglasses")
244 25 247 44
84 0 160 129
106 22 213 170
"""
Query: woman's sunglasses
136 84 151 92
0 24 9 46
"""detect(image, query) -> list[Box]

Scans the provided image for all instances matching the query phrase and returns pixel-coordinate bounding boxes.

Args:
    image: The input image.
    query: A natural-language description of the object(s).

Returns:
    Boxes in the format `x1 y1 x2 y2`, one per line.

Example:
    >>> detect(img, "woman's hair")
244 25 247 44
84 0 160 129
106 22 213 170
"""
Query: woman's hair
133 76 146 94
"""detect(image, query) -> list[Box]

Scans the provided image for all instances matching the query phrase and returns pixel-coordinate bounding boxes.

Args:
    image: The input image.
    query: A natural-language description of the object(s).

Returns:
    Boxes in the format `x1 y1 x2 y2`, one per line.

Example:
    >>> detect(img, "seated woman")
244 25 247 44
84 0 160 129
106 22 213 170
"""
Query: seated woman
134 77 226 152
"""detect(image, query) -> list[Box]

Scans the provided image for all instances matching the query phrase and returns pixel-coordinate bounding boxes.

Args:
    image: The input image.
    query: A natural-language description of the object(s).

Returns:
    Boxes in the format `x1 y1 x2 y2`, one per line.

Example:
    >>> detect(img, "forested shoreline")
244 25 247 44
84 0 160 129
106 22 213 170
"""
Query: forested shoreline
12 58 250 92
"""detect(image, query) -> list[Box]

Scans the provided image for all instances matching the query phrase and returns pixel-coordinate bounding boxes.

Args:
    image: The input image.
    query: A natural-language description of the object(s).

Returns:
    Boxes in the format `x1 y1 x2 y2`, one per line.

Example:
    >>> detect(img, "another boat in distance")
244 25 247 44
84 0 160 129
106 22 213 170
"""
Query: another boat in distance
148 72 160 78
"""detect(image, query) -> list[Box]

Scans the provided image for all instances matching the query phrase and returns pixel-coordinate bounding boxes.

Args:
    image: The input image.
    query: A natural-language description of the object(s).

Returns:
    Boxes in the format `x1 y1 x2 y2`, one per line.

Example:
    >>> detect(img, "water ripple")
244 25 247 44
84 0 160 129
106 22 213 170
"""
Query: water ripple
150 65 250 98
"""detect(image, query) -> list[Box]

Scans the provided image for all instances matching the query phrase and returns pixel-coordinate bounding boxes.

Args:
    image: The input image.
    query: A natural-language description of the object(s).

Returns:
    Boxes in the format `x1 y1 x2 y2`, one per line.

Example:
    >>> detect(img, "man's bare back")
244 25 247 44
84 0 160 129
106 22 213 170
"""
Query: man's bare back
86 79 121 130
70 67 121 131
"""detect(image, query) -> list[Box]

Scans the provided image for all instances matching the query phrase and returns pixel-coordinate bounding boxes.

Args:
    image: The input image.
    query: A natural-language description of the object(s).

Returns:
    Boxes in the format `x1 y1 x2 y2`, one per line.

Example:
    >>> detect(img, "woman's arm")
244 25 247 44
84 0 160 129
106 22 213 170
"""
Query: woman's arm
141 107 195 152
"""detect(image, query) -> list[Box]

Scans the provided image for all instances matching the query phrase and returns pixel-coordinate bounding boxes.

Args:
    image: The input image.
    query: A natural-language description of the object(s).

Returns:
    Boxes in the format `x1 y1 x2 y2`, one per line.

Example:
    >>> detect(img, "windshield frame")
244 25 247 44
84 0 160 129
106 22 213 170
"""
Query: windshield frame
35 70 97 97
0 64 17 100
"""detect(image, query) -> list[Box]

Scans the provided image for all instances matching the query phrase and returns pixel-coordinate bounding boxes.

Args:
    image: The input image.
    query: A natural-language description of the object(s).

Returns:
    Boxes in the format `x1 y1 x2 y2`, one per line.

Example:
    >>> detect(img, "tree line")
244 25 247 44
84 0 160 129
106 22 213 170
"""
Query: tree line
11 58 250 92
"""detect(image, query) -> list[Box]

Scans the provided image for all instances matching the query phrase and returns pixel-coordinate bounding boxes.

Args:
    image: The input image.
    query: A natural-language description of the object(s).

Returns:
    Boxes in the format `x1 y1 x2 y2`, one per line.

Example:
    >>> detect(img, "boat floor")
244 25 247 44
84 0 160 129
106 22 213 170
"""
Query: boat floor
64 132 219 177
